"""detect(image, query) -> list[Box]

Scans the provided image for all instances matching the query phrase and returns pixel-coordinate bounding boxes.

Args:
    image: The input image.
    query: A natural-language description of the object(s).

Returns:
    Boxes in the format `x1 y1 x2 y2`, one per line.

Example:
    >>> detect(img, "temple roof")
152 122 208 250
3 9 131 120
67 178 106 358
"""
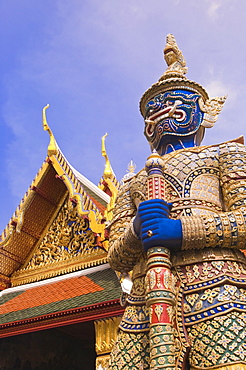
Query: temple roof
0 264 123 337
0 109 119 289
0 107 123 338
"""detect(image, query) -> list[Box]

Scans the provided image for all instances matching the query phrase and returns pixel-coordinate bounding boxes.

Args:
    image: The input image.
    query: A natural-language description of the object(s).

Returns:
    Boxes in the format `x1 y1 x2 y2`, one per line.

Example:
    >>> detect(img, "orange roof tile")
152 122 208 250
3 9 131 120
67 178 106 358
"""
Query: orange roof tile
0 276 103 315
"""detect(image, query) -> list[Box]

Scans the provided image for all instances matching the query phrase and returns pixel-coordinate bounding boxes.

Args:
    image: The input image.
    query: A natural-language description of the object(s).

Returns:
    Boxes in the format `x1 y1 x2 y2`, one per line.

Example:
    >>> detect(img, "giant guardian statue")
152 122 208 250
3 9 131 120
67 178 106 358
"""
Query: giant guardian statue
108 34 246 370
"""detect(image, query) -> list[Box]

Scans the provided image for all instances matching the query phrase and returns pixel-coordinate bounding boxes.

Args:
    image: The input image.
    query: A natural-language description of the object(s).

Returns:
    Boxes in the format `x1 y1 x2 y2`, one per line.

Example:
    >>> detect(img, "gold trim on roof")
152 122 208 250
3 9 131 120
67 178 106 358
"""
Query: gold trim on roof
11 255 108 286
0 160 50 246
102 133 114 179
51 151 107 234
11 196 108 286
98 133 120 223
42 108 111 234
0 163 67 282
43 104 58 156
0 107 116 283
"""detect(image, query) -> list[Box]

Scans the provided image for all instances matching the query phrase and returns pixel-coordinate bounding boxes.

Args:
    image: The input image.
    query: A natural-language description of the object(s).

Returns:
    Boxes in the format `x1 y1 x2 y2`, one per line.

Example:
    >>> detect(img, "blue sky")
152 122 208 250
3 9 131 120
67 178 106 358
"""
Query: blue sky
0 0 245 231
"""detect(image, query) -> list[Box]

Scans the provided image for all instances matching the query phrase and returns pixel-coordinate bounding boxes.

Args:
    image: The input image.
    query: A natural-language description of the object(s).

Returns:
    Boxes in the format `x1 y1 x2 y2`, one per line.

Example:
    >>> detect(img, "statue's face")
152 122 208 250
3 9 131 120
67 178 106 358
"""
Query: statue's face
144 89 204 150
164 50 176 66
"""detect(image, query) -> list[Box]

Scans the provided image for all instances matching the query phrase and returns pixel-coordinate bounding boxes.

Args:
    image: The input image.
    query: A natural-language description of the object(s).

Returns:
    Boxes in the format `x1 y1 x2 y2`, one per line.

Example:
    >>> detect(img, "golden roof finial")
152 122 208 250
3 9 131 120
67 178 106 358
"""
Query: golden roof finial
120 160 137 183
102 133 114 179
42 104 58 156
127 160 137 174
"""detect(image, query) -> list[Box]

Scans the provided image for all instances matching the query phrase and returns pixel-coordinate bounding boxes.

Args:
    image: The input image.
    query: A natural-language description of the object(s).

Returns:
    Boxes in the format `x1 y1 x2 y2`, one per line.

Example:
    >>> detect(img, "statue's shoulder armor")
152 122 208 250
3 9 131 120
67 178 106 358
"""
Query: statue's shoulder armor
217 136 246 155
124 168 147 204
123 168 147 183
184 136 245 156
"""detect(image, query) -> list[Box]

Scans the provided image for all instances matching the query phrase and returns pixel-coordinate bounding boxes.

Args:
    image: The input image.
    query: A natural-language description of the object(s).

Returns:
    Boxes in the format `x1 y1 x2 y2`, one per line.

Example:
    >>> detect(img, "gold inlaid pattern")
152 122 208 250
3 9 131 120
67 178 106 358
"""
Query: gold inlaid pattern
187 312 246 369
190 174 222 207
11 196 107 285
109 331 150 370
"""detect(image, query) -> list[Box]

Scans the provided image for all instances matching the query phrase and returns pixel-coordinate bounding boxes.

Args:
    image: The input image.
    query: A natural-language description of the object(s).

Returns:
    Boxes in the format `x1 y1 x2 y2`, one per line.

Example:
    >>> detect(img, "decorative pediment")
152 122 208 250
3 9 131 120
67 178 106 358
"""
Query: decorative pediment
0 107 120 289
12 196 108 286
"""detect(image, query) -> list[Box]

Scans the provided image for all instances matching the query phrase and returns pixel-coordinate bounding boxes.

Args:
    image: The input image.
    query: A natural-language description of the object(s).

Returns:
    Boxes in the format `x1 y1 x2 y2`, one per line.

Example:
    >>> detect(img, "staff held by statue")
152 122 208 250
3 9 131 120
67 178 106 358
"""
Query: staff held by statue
144 150 177 369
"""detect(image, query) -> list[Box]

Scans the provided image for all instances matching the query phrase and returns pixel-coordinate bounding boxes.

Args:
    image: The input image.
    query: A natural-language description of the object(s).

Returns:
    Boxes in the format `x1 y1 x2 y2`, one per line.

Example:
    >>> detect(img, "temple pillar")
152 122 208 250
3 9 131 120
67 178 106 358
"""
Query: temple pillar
94 316 121 370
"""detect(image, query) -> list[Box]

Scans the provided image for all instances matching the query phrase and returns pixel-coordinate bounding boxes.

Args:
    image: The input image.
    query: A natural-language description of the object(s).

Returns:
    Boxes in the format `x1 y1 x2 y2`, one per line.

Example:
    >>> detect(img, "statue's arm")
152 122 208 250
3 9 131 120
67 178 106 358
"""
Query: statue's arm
107 181 143 273
180 142 246 250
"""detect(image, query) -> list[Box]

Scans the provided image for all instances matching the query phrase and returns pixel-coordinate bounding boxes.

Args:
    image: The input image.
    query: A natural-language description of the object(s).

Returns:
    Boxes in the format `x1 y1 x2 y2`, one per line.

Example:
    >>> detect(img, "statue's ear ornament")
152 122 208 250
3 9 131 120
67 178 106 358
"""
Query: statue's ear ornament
199 95 227 128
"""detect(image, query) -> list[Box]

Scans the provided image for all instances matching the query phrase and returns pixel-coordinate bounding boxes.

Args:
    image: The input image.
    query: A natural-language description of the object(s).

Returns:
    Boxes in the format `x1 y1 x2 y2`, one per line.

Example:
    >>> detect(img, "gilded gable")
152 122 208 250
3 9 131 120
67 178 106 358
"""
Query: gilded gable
11 196 108 286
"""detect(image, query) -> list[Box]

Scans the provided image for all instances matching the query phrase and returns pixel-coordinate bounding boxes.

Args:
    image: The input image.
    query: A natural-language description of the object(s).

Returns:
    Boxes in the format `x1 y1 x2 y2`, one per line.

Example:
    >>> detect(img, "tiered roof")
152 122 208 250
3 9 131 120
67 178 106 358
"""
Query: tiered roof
0 107 122 336
0 265 123 338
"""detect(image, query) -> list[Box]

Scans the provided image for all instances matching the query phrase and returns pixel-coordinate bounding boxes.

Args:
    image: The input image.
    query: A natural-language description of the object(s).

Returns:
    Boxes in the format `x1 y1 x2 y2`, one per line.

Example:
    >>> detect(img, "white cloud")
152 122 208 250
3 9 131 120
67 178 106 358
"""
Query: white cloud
207 0 223 19
204 79 232 99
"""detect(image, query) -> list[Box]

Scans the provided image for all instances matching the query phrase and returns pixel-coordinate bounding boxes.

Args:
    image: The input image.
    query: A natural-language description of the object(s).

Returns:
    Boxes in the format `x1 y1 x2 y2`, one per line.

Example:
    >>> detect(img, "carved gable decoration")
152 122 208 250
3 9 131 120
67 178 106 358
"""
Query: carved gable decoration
12 196 108 286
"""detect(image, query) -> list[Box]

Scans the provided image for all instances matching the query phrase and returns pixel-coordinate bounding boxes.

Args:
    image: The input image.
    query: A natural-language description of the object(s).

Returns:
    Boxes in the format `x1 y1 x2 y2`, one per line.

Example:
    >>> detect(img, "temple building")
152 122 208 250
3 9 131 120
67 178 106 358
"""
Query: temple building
0 105 123 369
2 26 246 369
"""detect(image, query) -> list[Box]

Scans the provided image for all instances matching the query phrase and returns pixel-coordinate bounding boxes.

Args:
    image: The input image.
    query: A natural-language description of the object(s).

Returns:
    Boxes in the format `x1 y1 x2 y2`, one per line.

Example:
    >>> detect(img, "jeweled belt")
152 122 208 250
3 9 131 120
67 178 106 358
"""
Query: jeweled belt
171 198 222 213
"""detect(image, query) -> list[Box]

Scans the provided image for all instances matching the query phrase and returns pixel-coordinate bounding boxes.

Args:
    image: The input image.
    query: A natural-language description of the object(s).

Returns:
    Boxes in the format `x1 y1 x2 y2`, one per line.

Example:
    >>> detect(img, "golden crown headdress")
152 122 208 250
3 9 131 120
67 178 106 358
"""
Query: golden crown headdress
140 34 227 129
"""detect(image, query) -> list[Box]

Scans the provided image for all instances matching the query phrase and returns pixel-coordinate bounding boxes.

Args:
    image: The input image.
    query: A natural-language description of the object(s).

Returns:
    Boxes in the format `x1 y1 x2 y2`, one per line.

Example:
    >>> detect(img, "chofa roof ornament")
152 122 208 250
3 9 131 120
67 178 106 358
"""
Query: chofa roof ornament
140 34 227 129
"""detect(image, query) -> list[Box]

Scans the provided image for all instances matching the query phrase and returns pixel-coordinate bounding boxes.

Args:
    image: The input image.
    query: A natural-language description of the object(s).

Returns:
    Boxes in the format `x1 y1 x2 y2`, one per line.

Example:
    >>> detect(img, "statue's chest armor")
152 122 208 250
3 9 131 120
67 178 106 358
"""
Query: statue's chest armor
163 147 223 217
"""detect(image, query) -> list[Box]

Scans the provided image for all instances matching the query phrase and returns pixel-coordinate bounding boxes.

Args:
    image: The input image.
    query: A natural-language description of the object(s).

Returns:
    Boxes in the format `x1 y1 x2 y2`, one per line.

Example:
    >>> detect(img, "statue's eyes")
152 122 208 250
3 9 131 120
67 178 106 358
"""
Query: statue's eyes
166 100 174 106
145 108 154 119
146 102 162 118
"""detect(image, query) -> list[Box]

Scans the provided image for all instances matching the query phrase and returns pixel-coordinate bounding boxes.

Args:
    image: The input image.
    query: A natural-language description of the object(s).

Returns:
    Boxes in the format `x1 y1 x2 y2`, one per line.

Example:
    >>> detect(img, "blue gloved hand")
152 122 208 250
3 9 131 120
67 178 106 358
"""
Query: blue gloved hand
133 199 182 252
133 199 171 236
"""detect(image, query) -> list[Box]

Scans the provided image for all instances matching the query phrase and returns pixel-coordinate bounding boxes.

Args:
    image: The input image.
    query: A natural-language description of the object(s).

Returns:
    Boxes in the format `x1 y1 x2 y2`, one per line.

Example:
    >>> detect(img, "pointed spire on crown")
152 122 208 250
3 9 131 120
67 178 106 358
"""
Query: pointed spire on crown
139 34 227 128
159 34 188 81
